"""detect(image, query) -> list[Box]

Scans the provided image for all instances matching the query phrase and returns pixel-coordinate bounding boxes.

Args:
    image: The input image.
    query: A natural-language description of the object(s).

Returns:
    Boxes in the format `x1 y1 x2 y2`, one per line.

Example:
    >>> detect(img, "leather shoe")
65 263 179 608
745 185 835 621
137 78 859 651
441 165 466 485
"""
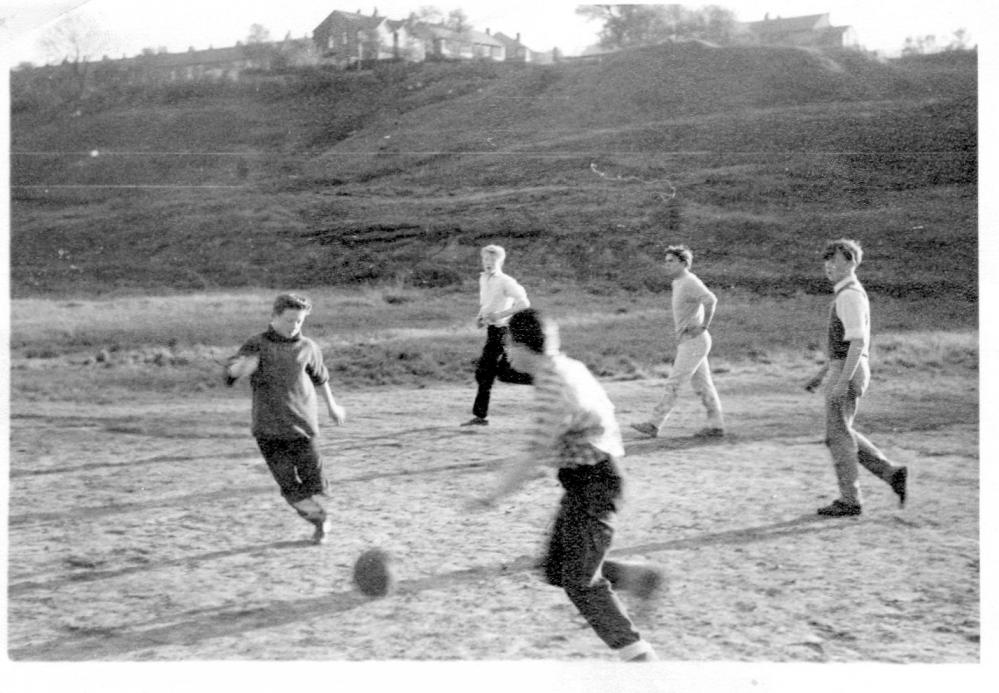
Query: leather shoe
817 499 862 517
891 466 908 507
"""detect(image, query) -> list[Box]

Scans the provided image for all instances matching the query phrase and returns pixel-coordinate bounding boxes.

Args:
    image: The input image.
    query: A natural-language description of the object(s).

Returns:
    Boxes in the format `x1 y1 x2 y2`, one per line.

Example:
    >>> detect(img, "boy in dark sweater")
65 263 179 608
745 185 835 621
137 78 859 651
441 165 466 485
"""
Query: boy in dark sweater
226 293 346 544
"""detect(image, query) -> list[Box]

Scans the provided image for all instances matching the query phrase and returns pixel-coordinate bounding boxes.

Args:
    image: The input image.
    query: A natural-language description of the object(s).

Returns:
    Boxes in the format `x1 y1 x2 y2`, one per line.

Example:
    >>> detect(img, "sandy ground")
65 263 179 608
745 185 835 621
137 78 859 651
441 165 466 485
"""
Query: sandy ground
5 358 980 682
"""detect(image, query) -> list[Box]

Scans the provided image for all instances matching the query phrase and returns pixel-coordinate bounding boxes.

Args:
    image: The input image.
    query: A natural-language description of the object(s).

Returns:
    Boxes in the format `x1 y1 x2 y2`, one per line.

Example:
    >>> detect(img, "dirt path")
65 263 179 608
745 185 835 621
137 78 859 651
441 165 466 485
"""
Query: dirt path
6 363 979 669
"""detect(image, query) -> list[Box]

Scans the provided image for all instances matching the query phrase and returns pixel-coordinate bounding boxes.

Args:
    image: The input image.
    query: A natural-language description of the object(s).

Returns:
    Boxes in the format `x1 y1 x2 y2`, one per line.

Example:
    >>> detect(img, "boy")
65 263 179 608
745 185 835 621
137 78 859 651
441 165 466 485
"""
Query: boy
805 239 908 516
632 244 725 438
461 244 533 426
470 309 662 662
226 293 346 543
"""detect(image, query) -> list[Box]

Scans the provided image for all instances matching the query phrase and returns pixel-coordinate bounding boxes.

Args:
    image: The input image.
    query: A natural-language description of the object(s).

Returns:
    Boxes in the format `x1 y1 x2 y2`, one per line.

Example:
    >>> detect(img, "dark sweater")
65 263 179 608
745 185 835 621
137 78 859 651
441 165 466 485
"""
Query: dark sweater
237 327 330 440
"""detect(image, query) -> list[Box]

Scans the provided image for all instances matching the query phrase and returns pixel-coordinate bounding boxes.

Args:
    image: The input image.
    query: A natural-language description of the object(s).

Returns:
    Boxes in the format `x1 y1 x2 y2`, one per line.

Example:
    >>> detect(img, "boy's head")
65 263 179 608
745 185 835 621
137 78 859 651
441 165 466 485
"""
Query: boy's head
822 239 863 266
822 239 862 282
663 244 693 277
270 293 312 338
507 308 560 372
480 244 506 273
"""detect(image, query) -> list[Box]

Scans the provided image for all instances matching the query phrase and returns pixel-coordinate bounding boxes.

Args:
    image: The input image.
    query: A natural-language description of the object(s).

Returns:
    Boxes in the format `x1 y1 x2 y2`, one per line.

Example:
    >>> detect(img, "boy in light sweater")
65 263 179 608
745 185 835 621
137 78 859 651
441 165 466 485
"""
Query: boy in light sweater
470 308 662 661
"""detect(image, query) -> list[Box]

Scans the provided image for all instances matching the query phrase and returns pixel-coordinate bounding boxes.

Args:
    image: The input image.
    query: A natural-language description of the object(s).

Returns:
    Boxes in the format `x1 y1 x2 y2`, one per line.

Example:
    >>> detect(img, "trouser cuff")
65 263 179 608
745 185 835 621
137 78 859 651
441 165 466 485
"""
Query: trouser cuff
616 639 654 661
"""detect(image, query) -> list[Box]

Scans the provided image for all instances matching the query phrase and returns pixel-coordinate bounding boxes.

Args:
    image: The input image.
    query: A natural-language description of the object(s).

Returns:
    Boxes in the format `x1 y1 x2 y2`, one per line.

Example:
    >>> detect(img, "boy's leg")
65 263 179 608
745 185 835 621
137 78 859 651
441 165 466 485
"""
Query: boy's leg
553 496 649 654
291 437 330 498
689 335 724 430
822 361 862 508
471 328 504 420
257 438 328 531
649 334 710 432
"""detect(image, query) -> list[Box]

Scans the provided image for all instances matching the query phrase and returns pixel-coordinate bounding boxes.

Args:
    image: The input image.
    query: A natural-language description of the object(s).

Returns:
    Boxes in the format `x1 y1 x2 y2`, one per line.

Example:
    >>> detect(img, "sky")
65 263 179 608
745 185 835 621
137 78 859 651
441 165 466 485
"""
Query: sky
0 0 994 66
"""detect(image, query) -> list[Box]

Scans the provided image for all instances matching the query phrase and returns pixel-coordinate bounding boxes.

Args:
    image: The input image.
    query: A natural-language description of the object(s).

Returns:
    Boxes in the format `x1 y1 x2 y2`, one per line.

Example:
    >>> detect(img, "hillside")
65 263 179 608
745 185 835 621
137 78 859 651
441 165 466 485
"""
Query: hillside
9 43 978 299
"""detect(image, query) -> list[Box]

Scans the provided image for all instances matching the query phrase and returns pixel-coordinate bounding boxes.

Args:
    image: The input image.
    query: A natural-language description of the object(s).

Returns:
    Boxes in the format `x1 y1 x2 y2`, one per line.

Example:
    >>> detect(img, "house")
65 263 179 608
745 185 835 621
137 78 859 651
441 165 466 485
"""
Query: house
493 31 533 62
735 13 856 49
409 23 506 61
312 9 423 67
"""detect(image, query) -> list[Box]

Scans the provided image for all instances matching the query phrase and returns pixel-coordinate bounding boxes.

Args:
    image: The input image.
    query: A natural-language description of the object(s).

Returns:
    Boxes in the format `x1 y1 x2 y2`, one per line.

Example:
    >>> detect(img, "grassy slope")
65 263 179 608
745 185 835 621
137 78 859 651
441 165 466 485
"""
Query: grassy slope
10 45 977 300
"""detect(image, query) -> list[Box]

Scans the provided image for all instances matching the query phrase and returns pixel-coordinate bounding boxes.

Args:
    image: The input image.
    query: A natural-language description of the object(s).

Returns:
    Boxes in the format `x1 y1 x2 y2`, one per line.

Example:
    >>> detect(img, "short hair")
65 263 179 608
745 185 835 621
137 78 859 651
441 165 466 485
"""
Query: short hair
508 308 560 355
665 244 693 267
822 239 863 266
481 244 506 262
272 292 312 315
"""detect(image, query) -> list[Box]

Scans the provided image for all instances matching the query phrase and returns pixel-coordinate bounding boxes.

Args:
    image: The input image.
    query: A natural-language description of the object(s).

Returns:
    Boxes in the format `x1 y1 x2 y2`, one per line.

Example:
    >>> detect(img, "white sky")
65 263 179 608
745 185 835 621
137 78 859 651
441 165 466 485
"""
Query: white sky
0 0 994 66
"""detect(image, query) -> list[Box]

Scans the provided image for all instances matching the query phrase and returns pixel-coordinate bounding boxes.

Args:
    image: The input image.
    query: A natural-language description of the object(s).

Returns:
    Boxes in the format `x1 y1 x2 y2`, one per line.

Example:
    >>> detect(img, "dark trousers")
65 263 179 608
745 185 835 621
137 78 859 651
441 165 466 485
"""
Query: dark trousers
541 457 643 651
256 437 329 507
472 325 533 419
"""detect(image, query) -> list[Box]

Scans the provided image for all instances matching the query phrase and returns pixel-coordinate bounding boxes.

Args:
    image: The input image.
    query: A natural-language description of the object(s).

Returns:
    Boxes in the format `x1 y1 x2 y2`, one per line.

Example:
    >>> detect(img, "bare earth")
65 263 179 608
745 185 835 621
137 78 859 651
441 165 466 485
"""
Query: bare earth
6 358 980 683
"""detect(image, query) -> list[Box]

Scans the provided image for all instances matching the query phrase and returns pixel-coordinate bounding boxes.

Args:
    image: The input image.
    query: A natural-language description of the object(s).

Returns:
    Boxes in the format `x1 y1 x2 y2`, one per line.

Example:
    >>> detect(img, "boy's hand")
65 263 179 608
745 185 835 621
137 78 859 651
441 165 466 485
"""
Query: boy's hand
476 315 485 328
328 403 346 425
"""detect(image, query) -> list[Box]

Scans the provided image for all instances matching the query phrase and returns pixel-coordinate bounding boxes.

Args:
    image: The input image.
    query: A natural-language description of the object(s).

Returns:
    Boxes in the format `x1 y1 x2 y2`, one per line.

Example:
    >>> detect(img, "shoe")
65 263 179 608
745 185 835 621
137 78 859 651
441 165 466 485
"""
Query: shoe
631 567 665 600
461 416 489 426
627 651 658 662
817 499 862 517
890 466 908 507
312 517 332 545
693 427 724 438
630 422 659 438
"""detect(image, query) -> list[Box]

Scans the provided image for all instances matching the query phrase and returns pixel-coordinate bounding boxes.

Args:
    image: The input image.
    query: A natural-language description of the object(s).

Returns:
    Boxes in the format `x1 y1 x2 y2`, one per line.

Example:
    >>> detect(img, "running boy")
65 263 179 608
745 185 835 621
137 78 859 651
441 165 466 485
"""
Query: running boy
470 308 662 662
806 239 908 516
632 244 725 438
226 293 346 543
461 244 533 426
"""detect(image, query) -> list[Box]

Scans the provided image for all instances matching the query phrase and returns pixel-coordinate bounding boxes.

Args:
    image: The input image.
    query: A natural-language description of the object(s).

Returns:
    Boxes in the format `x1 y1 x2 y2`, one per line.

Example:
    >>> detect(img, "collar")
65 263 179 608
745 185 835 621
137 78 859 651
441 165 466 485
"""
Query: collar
833 274 859 294
265 326 302 343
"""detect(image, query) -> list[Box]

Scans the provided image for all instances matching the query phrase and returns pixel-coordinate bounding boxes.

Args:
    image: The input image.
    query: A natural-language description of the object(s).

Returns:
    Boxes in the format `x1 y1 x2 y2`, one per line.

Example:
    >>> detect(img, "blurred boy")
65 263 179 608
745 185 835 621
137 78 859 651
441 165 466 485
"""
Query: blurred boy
470 308 662 662
631 244 724 438
805 239 908 516
226 293 346 543
461 244 533 426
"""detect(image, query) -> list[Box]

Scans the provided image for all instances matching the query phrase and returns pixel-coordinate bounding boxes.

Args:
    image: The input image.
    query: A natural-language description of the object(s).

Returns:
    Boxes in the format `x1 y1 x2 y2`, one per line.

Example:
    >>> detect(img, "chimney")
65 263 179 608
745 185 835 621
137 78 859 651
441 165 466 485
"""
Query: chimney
486 28 490 35
516 32 521 43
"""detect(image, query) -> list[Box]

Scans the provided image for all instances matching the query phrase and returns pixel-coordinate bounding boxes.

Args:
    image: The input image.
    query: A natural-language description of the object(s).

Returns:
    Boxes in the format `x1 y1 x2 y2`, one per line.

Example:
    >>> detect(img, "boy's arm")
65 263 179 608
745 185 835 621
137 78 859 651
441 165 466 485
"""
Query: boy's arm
700 290 717 330
318 381 346 424
830 339 866 400
470 454 541 508
804 362 829 392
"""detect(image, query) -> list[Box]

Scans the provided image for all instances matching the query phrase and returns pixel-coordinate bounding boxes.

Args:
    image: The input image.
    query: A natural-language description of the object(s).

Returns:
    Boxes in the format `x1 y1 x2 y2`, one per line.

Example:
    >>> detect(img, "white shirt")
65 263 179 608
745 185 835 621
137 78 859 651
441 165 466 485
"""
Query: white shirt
671 272 714 336
527 353 626 465
479 270 529 326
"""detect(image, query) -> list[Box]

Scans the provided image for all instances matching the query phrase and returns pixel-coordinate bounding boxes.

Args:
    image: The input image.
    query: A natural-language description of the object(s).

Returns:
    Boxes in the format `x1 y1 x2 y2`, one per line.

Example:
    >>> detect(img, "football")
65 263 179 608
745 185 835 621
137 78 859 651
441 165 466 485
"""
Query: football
353 548 394 597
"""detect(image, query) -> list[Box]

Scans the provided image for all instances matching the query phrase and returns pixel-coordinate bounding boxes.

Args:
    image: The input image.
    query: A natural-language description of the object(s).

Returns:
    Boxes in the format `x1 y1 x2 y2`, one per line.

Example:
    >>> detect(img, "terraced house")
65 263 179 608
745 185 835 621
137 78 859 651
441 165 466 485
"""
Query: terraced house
312 9 424 67
312 9 510 66
735 13 856 49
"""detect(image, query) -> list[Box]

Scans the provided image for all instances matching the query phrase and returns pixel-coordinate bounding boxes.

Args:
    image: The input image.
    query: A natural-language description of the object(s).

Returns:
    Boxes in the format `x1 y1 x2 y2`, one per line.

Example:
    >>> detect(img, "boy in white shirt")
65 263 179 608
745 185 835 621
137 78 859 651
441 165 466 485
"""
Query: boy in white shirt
461 245 533 426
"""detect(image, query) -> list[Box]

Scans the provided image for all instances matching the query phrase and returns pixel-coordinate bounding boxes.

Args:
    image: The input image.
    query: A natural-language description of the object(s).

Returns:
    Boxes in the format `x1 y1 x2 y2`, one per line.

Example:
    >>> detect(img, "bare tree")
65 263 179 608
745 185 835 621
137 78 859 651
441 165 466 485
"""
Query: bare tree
243 23 276 67
37 13 112 99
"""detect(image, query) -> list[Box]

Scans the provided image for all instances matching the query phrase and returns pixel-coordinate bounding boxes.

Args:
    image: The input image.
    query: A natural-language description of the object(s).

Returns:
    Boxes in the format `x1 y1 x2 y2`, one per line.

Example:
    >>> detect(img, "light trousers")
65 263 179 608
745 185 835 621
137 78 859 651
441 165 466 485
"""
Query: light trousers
651 330 724 432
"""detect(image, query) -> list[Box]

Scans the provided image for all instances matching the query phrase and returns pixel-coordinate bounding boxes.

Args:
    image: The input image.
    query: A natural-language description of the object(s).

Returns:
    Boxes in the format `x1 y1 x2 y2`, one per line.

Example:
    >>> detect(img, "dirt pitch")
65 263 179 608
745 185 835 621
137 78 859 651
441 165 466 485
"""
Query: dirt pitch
4 357 982 690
